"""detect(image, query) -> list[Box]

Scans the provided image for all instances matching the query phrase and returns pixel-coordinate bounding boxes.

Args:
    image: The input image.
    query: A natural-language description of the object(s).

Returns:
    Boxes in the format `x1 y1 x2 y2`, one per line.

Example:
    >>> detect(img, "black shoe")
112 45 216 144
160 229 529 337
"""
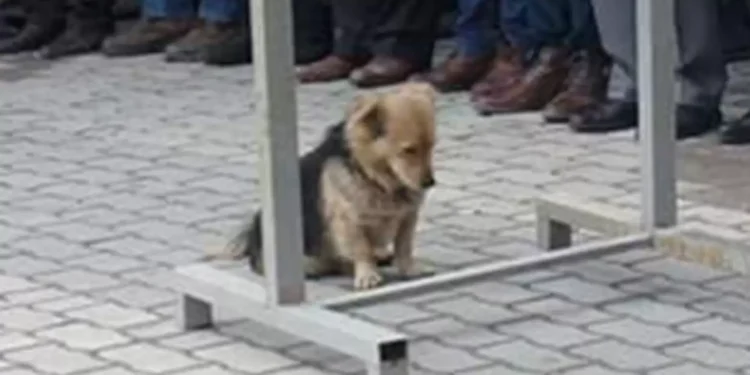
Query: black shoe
675 104 722 140
631 104 722 141
569 99 637 133
166 21 245 63
0 0 65 54
719 111 750 145
36 1 115 60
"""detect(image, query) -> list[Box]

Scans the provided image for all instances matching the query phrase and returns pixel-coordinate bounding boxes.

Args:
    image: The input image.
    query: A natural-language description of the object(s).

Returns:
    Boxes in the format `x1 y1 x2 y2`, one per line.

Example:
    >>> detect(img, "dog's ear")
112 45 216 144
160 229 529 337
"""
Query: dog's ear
399 82 437 104
347 93 384 138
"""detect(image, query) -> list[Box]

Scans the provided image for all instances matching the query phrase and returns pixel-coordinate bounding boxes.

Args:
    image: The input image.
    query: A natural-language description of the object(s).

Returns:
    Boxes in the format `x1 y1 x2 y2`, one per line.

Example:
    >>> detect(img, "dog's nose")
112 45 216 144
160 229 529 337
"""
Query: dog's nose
421 175 436 188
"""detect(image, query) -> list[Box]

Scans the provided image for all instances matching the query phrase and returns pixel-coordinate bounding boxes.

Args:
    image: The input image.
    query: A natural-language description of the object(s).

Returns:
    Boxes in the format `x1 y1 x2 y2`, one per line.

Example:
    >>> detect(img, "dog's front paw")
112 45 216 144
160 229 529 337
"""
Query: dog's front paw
354 264 383 290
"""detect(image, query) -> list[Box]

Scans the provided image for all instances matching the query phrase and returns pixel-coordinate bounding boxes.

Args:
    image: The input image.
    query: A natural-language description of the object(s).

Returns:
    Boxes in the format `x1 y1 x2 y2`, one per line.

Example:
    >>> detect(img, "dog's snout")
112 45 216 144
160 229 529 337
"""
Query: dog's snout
421 175 436 189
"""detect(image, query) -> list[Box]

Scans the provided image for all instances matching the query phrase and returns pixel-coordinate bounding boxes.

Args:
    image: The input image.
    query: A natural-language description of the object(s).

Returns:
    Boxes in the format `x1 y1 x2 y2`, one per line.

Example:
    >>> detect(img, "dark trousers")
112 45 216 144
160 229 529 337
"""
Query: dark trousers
455 0 601 58
331 0 440 68
142 0 243 23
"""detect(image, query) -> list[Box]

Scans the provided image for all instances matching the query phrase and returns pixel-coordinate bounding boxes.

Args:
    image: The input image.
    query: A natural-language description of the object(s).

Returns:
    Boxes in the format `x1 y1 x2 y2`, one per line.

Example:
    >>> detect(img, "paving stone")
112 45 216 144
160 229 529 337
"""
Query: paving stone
12 236 90 260
425 296 522 324
37 322 131 350
3 287 68 305
0 332 39 352
80 366 140 375
456 365 536 375
0 274 36 294
704 276 750 299
588 318 694 347
604 297 706 325
354 303 434 325
65 303 160 328
0 369 38 375
284 343 347 364
217 320 304 349
649 363 736 375
529 277 627 305
159 330 232 350
616 276 718 304
570 340 675 371
194 342 297 374
678 316 750 347
177 365 242 375
411 340 491 373
65 253 147 274
496 318 600 348
632 257 732 283
34 295 95 312
512 297 615 325
691 295 750 323
664 340 750 370
34 268 121 292
100 343 200 373
404 317 510 348
459 281 546 305
40 222 118 244
0 307 64 331
0 255 62 276
97 283 175 309
562 365 635 375
478 339 584 373
272 367 330 375
477 240 544 259
125 320 183 339
555 260 643 284
5 344 105 375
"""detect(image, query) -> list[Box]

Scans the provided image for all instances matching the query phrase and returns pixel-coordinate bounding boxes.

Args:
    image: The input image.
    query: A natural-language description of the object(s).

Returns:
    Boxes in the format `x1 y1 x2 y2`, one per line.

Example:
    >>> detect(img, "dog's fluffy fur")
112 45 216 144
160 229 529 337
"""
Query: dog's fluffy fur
213 83 437 290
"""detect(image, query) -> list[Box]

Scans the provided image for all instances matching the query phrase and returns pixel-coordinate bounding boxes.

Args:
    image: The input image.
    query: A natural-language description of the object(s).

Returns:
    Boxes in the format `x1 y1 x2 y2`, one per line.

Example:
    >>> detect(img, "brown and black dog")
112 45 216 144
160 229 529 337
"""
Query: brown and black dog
212 82 437 290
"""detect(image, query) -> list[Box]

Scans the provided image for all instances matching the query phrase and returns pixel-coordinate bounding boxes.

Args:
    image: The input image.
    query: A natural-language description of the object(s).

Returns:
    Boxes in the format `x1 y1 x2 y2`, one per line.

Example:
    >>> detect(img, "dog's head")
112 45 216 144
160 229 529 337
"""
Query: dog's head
345 82 437 193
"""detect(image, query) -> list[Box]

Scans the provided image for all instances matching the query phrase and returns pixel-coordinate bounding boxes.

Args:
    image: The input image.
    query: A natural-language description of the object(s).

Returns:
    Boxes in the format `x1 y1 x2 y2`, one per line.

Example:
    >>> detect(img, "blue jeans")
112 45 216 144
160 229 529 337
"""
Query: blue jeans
142 0 244 23
455 0 601 58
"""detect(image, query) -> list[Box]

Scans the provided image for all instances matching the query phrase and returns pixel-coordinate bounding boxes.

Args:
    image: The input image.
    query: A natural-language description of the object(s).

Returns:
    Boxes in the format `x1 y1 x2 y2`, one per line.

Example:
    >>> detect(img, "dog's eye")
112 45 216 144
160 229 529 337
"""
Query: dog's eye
402 146 418 155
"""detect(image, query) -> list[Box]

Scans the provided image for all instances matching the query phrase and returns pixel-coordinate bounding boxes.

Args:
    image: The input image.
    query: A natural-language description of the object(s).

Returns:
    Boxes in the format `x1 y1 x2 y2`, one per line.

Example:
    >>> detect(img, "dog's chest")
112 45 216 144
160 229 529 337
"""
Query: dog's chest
321 160 419 233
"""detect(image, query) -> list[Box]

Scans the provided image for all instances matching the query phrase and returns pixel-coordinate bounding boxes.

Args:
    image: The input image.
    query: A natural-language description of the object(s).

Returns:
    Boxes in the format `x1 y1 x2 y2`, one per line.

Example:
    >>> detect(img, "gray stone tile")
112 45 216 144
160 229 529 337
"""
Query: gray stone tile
570 340 676 371
478 340 584 373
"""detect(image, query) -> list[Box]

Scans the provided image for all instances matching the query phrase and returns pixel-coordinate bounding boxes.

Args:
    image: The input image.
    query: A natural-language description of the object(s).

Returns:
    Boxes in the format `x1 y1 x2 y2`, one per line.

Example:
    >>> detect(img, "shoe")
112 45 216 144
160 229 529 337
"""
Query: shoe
101 18 194 57
165 21 245 63
469 47 525 100
349 56 419 88
36 0 115 60
675 104 721 140
719 111 750 145
411 51 494 92
296 55 364 83
543 48 611 123
472 47 572 115
569 99 637 133
0 0 65 54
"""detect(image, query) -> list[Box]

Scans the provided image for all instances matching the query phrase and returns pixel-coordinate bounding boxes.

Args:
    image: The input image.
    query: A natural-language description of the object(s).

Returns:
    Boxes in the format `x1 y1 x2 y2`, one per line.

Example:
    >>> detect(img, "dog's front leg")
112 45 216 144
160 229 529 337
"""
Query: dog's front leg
331 217 382 290
393 210 419 278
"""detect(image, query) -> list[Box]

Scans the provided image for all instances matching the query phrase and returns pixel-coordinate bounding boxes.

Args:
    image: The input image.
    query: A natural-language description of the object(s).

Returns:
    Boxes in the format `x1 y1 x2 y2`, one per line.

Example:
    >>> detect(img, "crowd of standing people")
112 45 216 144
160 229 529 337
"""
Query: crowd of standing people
3 0 750 144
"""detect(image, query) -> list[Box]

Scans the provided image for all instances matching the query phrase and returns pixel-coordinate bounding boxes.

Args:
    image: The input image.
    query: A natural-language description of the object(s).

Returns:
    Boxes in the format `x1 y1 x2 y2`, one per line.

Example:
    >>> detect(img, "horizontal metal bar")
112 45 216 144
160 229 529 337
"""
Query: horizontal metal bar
535 192 638 238
320 233 653 310
167 264 406 364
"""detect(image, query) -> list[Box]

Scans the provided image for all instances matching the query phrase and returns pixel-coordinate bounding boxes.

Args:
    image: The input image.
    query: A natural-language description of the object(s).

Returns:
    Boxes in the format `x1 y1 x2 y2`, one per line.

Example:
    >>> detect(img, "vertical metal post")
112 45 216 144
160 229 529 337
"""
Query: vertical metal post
250 0 306 305
636 0 677 230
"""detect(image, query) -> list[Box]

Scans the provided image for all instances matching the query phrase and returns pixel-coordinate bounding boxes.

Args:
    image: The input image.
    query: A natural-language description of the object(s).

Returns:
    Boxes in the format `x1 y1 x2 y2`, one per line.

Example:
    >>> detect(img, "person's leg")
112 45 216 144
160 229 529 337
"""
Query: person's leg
0 0 65 54
296 0 373 83
36 0 116 60
349 0 441 88
472 0 573 114
414 0 499 92
569 0 638 132
163 0 246 63
101 0 195 57
543 0 611 123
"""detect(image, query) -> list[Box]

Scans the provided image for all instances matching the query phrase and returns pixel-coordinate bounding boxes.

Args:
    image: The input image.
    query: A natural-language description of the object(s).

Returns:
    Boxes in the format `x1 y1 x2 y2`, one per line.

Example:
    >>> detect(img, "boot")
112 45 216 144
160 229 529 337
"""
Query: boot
0 0 65 54
101 18 194 57
36 0 116 60
0 0 25 40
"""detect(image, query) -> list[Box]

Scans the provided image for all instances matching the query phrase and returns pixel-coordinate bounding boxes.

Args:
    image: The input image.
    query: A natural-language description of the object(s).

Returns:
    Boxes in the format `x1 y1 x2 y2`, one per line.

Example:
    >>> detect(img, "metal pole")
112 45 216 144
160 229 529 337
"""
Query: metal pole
250 0 306 305
636 0 677 230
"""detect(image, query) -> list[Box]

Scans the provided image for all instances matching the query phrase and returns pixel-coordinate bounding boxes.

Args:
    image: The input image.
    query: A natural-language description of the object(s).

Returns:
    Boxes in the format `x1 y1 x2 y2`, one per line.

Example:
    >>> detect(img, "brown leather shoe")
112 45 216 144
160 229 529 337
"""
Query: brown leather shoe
543 48 612 123
469 47 525 100
296 55 363 84
411 52 494 92
349 56 417 88
473 47 572 115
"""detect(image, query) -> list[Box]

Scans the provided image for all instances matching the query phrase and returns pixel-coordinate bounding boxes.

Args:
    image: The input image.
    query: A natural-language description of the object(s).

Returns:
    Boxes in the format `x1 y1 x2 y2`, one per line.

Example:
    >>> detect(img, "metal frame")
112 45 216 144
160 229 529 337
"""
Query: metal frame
167 0 686 373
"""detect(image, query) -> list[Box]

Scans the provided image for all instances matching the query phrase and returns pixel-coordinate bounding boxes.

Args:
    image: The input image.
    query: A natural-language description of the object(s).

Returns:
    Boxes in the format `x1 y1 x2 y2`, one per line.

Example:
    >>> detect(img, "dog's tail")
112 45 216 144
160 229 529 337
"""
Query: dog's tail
202 212 262 270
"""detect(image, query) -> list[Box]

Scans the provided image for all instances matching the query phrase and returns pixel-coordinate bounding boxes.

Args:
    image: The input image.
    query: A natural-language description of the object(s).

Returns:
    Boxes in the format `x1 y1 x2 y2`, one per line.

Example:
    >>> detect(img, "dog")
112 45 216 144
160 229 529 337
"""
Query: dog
210 82 437 290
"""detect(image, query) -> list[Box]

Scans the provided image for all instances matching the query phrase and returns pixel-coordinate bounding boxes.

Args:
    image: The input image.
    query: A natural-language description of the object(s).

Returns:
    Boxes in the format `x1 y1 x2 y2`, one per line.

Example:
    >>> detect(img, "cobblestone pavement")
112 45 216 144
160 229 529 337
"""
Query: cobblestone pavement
3 46 750 375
